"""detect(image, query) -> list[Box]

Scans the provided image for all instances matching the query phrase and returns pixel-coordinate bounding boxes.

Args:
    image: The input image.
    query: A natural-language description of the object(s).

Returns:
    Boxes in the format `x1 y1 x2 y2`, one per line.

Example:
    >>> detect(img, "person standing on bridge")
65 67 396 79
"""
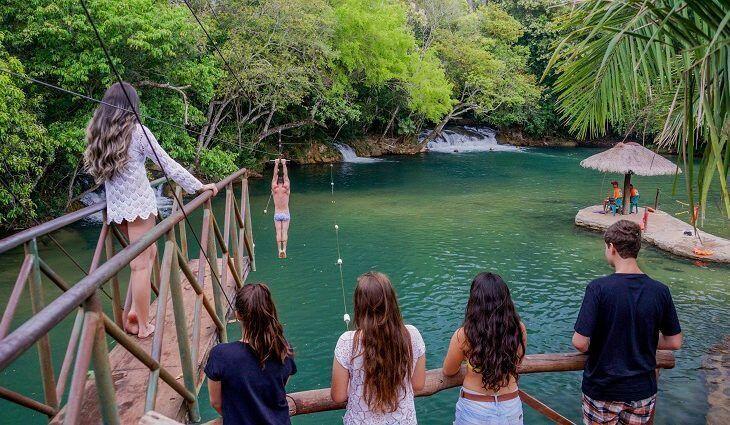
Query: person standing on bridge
84 82 218 338
442 272 527 425
573 220 682 424
331 271 426 424
205 283 296 425
272 158 291 258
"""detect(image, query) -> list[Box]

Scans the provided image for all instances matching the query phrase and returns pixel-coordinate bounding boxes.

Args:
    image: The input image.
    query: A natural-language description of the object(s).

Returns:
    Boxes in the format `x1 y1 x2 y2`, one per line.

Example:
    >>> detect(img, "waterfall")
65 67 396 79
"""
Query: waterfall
80 184 174 224
420 126 521 153
334 143 383 163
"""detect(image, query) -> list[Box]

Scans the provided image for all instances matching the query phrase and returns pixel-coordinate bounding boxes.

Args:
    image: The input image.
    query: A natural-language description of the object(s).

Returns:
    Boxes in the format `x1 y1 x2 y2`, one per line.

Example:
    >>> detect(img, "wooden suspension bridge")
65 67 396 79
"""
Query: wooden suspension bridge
0 167 677 424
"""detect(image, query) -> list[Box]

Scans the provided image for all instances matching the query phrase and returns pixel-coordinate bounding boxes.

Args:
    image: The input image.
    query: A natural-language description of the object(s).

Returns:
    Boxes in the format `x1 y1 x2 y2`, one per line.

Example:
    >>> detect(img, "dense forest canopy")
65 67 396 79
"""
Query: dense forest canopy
0 0 726 231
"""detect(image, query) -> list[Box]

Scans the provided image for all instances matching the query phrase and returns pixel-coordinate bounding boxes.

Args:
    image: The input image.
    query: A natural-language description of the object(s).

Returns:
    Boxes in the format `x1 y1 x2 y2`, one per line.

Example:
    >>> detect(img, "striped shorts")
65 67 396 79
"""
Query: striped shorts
582 394 656 425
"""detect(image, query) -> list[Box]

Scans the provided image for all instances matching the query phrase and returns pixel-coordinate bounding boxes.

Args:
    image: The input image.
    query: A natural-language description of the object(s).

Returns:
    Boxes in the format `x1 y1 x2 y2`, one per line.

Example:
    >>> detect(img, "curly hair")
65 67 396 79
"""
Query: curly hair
463 272 525 392
353 271 412 413
84 82 139 184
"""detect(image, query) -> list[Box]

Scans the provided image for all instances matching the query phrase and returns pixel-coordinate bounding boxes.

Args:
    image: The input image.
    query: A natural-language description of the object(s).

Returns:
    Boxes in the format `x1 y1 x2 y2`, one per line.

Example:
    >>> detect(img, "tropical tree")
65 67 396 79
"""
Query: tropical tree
422 4 540 143
547 0 729 217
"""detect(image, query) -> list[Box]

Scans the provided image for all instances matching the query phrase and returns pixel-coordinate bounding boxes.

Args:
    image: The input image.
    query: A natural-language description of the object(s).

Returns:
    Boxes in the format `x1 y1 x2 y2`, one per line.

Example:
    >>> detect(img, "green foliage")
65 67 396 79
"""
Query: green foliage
0 0 555 231
547 0 729 216
0 38 55 228
431 4 541 124
405 50 453 122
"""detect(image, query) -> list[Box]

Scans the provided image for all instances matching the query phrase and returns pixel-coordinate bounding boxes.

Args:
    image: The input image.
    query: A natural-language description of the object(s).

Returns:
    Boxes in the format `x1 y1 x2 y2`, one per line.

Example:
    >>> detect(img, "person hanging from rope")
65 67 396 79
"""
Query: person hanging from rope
84 82 218 338
272 158 291 258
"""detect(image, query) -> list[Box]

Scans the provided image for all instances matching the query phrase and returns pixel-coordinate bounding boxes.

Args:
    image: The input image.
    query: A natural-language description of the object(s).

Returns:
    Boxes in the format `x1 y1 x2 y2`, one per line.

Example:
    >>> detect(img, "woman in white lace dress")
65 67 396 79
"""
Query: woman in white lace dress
84 82 217 338
331 271 426 424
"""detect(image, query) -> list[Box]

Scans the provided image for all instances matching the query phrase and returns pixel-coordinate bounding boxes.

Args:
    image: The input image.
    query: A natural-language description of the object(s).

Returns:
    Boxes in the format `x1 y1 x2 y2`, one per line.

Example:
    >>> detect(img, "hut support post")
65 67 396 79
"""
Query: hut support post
622 172 632 214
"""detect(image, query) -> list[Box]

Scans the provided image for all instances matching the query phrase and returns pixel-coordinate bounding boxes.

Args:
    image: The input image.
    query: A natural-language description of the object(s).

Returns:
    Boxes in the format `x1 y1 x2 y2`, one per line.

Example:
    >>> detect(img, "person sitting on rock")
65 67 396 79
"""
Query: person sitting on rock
603 181 622 212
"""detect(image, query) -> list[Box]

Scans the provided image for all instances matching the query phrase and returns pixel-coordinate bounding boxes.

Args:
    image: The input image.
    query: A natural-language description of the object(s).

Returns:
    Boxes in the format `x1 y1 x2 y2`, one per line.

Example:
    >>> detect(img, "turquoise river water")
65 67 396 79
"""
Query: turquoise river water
0 147 728 424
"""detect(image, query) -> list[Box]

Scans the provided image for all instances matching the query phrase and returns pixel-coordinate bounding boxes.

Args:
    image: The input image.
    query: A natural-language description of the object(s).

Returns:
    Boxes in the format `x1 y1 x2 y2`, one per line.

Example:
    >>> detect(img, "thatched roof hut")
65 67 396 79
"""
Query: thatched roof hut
580 142 681 176
580 142 680 214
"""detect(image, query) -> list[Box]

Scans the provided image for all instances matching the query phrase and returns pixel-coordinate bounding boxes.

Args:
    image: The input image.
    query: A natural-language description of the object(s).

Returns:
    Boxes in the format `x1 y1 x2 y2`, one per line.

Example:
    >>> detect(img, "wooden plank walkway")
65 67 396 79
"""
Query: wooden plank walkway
575 205 730 263
51 258 245 424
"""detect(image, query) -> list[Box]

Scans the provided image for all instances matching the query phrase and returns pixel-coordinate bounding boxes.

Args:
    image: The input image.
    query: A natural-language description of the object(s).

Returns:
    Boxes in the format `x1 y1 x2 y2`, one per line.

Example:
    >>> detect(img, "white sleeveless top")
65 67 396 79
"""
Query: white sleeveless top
334 324 426 425
104 124 202 224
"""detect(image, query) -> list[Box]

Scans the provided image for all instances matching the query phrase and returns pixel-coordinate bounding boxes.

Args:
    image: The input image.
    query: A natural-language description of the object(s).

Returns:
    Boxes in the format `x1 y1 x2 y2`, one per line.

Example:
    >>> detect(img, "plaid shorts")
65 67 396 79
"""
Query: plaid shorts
582 394 656 425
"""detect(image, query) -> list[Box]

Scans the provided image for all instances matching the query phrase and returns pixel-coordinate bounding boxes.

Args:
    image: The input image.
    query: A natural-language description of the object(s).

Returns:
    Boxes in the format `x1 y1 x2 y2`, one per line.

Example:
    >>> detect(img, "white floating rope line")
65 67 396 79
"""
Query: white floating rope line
331 164 350 329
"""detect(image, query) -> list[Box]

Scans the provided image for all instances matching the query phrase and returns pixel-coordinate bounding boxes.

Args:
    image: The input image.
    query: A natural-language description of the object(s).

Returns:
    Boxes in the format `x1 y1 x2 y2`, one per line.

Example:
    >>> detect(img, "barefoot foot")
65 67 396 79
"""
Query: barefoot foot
125 311 139 335
137 323 155 339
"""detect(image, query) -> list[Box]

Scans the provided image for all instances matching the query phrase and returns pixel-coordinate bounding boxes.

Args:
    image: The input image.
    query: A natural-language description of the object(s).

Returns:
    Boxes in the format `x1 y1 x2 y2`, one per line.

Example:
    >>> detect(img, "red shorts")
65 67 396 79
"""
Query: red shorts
582 393 656 425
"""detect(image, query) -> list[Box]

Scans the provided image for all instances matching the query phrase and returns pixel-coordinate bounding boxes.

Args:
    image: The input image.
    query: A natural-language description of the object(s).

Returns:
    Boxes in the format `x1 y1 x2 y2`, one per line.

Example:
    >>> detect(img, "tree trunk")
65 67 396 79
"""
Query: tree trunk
381 105 400 140
621 172 632 215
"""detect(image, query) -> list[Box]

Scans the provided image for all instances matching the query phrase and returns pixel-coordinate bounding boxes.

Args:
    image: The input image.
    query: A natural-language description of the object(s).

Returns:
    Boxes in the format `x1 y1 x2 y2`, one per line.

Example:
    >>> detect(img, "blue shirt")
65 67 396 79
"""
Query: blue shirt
574 273 681 402
204 341 296 425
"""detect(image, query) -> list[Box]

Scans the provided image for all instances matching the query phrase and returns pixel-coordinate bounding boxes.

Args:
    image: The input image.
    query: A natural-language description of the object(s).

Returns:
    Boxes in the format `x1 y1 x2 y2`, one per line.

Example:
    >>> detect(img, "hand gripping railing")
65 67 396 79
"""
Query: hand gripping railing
0 168 256 424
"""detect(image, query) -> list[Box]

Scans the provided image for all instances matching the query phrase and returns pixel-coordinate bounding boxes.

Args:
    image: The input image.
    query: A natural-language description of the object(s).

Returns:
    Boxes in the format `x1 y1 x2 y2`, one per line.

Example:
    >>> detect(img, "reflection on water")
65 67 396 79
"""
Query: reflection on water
0 148 727 424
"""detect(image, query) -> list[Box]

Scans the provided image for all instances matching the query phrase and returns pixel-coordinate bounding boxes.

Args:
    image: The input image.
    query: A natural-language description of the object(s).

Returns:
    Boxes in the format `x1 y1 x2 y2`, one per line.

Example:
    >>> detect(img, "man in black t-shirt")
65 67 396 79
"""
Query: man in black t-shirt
573 220 682 425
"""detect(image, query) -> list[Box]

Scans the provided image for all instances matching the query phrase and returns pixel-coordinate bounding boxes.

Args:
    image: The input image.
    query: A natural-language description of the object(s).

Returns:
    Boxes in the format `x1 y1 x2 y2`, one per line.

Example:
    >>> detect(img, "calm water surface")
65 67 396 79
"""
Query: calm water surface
1 148 728 424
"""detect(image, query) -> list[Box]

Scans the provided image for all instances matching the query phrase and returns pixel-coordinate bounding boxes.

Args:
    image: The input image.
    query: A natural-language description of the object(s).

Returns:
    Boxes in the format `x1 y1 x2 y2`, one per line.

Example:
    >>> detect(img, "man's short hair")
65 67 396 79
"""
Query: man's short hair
604 220 642 258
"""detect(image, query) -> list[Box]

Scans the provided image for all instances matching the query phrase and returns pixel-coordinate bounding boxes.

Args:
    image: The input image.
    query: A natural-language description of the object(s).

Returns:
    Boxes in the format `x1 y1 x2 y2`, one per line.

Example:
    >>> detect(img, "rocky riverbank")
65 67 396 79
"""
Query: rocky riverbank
293 135 423 164
496 128 616 148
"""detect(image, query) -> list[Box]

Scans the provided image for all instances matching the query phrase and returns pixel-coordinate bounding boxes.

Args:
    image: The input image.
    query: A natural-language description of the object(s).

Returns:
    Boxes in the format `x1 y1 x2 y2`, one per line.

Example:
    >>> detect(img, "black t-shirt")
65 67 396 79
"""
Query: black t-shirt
204 341 297 425
574 273 681 402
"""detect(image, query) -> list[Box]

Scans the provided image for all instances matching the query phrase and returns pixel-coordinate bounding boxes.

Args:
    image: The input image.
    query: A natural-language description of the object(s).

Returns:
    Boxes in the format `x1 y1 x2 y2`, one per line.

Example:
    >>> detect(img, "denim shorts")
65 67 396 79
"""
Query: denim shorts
454 392 524 425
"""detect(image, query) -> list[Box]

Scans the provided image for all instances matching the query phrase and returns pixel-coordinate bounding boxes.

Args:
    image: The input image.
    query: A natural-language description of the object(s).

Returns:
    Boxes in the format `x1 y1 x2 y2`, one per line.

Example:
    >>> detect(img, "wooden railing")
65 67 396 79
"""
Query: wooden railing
149 351 675 425
0 168 255 424
285 351 675 424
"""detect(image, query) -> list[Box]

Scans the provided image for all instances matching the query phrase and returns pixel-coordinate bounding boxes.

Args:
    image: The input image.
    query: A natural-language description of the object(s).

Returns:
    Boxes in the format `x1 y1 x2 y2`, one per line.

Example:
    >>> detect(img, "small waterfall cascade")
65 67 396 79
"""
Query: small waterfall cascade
420 126 521 153
334 143 383 163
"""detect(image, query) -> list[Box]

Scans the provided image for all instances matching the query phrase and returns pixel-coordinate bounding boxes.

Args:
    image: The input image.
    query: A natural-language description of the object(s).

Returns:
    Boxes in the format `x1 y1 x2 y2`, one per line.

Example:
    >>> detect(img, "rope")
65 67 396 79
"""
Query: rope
0 67 310 158
330 164 350 330
79 0 236 312
0 172 117 304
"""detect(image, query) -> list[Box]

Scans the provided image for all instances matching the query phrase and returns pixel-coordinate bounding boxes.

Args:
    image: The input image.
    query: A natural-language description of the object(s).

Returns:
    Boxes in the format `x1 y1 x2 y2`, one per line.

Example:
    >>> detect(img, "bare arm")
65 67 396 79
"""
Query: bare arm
207 379 222 415
658 332 683 350
412 355 426 392
282 159 290 188
330 357 349 403
572 332 590 353
271 158 280 189
442 328 466 377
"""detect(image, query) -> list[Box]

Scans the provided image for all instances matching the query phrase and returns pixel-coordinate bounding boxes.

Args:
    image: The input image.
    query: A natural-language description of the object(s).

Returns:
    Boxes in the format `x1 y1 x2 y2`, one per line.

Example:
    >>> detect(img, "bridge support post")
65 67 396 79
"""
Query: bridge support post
169 240 201 422
87 292 121 425
25 239 58 411
146 238 175 412
242 176 255 272
208 211 228 343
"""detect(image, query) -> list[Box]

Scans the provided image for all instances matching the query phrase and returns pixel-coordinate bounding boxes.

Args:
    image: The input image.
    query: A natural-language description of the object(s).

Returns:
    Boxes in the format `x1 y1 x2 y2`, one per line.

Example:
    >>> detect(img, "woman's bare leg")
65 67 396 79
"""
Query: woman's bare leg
126 215 157 338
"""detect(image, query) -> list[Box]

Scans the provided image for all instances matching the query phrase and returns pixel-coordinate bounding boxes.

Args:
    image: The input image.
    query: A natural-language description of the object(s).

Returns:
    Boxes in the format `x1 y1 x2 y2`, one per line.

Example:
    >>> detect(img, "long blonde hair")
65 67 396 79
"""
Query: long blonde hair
84 82 140 183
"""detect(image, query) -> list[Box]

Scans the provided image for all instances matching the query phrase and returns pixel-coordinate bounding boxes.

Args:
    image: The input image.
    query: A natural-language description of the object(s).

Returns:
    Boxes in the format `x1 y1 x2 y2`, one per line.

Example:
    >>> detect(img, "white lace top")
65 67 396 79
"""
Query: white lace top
104 124 202 224
334 324 426 425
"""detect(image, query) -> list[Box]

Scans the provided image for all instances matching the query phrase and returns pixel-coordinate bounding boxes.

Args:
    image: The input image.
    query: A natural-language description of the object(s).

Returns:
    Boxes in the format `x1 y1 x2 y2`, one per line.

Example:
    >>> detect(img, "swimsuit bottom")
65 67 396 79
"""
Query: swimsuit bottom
274 212 291 222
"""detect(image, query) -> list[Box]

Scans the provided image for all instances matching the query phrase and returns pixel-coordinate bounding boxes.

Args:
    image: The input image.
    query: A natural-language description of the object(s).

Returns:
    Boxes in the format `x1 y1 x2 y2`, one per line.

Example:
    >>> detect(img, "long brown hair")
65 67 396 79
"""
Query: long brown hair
235 283 293 368
463 272 525 392
84 82 139 183
353 271 412 413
